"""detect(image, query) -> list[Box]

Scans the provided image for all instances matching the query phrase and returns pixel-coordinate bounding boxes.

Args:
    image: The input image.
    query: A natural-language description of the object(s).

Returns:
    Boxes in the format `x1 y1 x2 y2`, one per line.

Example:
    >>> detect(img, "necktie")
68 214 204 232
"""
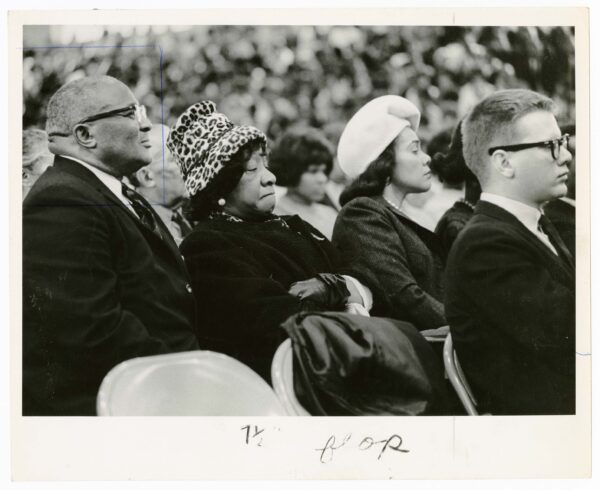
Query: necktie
171 209 193 237
121 183 163 240
538 214 574 268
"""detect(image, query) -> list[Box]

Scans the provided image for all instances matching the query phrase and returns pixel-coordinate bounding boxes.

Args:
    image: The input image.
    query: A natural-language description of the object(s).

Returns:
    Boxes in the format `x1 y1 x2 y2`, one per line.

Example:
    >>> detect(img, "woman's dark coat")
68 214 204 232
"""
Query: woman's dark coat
332 196 446 330
434 200 475 259
181 214 344 381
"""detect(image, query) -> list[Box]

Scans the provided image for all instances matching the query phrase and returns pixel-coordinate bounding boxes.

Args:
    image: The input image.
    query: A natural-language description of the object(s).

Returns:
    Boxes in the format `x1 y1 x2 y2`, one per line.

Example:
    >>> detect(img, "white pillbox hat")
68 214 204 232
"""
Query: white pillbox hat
337 95 421 179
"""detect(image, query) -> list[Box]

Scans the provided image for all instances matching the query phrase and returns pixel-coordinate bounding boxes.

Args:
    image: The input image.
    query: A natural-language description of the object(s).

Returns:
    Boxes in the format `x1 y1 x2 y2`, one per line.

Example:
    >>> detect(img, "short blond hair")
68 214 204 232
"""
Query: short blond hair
462 89 555 185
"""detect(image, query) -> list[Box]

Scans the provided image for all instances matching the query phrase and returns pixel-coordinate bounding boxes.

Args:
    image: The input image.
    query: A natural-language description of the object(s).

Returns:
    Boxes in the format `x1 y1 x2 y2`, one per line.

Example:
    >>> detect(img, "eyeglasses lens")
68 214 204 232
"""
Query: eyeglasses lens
551 135 569 160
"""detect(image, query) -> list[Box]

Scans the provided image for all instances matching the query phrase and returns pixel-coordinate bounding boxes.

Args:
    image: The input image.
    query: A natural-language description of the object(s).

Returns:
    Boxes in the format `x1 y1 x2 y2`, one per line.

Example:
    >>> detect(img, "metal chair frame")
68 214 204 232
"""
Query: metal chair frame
443 333 479 415
270 338 311 416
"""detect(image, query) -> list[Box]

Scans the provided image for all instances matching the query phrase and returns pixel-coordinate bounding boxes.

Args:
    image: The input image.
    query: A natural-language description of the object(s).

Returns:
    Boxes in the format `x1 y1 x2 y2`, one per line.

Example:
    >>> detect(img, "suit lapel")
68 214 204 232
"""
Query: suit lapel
53 156 136 220
52 157 186 269
476 201 574 283
541 215 575 270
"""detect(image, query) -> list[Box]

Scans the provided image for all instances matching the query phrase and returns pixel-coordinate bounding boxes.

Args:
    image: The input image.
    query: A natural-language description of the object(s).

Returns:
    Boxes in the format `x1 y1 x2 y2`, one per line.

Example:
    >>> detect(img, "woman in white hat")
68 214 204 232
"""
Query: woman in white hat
167 101 370 381
332 95 446 331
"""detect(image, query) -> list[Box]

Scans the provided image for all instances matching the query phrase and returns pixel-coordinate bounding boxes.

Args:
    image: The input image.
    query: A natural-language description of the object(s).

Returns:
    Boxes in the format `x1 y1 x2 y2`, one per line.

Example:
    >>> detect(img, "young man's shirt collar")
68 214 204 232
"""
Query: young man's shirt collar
480 192 557 255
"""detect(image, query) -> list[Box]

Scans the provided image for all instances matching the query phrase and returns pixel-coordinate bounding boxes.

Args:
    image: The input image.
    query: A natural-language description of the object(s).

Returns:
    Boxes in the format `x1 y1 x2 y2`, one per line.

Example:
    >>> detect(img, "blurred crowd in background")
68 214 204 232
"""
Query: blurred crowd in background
20 24 579 417
23 25 575 145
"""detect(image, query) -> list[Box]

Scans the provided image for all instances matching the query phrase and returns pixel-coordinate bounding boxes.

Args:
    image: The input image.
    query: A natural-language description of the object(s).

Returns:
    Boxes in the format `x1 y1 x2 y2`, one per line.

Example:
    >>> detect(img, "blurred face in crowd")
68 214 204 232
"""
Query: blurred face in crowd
138 149 188 208
136 125 188 208
22 155 53 199
80 81 153 177
151 152 188 207
290 163 329 203
225 149 276 220
328 157 349 185
499 111 571 207
23 128 54 199
390 127 432 194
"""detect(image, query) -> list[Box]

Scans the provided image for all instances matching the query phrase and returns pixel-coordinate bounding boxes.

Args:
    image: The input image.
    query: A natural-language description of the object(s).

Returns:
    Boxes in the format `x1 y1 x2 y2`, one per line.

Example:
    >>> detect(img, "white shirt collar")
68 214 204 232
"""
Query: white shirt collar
560 196 576 207
480 192 542 232
60 155 130 208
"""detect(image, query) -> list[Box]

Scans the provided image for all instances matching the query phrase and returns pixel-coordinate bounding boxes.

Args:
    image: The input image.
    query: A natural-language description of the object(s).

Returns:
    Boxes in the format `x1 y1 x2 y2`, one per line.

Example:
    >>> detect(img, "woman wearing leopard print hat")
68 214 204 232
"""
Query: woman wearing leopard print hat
167 101 372 381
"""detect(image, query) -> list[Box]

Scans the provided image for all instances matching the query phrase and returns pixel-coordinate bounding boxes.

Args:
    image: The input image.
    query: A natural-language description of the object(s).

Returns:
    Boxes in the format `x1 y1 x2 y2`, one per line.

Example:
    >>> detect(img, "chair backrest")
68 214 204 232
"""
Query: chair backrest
97 350 287 416
270 339 311 416
443 333 479 415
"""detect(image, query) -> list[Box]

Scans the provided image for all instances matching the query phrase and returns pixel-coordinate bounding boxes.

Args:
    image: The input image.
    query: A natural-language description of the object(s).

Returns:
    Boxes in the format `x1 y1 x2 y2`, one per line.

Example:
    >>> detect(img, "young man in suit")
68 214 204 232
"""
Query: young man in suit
23 76 199 415
444 89 575 415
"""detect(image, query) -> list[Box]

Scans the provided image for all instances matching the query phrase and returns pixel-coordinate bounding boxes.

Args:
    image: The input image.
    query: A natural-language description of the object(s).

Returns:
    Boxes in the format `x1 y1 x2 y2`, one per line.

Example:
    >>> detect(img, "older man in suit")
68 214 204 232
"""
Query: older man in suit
445 89 575 415
23 76 199 415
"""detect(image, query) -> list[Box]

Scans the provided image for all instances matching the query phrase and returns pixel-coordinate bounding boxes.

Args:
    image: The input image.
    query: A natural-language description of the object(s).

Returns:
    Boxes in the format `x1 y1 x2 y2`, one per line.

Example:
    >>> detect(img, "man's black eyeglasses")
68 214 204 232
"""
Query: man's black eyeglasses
48 104 147 137
488 134 570 161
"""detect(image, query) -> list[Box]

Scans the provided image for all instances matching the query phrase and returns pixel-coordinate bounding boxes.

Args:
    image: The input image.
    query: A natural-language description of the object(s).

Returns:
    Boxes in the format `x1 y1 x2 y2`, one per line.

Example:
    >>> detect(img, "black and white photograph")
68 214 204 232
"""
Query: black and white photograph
6 5 592 483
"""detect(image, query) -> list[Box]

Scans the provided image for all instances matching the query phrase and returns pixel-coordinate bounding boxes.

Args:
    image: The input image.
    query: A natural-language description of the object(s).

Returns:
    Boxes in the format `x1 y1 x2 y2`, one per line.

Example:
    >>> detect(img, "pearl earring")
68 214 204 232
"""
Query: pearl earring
217 198 226 206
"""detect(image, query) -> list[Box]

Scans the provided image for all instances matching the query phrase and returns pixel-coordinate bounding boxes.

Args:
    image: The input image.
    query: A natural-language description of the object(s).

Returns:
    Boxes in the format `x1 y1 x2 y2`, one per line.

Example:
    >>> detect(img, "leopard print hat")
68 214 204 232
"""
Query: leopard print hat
167 101 267 197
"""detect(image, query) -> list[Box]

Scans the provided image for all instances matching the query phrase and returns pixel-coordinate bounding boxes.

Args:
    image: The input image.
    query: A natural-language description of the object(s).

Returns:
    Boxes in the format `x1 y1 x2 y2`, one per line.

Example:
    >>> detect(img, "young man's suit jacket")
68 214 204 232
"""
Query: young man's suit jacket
444 200 575 415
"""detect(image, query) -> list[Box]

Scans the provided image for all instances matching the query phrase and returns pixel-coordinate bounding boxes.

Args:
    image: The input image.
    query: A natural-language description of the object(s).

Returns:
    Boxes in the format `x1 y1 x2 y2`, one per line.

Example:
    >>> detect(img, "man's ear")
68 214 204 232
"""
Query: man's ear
72 124 97 149
135 167 156 188
490 151 515 179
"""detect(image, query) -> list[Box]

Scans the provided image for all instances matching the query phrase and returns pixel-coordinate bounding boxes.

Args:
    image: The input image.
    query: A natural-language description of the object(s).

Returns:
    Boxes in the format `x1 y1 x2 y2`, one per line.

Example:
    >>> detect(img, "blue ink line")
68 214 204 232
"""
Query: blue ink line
28 201 166 210
159 45 166 206
21 44 156 50
28 203 134 208
576 352 591 356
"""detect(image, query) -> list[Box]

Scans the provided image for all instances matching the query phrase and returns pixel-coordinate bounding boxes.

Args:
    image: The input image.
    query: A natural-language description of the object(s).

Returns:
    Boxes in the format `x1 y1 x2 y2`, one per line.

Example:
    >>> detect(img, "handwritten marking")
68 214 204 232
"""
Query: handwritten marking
379 435 409 460
241 425 265 447
317 433 409 463
358 436 375 451
316 434 352 463
576 352 591 356
360 435 409 460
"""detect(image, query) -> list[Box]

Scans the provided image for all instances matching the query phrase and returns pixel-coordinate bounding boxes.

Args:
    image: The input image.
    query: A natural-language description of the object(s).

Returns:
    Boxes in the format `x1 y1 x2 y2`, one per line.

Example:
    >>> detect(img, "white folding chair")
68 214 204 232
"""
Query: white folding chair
270 339 311 416
97 350 287 416
443 333 479 415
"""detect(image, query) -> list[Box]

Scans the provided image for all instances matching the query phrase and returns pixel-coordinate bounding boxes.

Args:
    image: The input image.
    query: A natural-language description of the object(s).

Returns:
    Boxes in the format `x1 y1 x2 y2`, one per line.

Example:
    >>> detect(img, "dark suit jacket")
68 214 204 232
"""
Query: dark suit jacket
444 200 575 415
544 198 576 257
23 156 199 415
332 196 446 330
